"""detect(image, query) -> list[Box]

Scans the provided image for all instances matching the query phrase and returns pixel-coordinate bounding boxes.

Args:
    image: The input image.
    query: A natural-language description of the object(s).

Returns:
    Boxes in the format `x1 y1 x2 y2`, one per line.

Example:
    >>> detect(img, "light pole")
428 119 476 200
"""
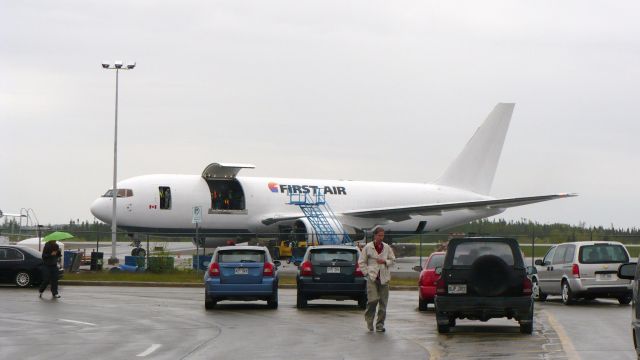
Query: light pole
102 60 136 265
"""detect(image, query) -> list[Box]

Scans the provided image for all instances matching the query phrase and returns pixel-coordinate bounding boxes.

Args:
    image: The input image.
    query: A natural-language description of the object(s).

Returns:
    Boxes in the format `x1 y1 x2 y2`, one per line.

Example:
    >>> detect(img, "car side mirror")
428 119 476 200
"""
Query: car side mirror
618 263 637 280
526 266 537 275
273 260 281 268
435 267 442 275
534 259 543 266
412 265 422 272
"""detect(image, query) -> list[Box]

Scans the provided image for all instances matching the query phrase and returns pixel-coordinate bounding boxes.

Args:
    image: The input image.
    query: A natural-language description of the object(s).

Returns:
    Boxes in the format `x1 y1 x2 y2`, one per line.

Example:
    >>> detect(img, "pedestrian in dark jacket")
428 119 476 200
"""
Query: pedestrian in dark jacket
39 240 61 298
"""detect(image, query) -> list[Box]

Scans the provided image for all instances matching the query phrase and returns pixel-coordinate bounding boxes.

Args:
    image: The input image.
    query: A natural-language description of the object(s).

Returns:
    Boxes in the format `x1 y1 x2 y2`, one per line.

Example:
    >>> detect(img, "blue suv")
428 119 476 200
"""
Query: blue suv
204 246 280 309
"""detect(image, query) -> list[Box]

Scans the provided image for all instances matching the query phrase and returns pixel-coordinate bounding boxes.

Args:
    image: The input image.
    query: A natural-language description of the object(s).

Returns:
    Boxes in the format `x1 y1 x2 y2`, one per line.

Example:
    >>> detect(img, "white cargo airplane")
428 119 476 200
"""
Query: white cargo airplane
90 103 575 247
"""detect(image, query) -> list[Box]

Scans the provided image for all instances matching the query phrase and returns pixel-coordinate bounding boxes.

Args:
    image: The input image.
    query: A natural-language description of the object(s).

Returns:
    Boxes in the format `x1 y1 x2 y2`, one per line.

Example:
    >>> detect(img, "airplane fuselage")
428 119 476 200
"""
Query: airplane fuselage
90 174 503 237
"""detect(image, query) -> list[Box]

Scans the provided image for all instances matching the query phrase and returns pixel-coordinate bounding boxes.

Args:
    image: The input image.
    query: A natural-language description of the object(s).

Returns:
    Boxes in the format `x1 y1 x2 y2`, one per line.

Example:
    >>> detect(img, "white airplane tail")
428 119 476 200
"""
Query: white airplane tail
435 103 515 195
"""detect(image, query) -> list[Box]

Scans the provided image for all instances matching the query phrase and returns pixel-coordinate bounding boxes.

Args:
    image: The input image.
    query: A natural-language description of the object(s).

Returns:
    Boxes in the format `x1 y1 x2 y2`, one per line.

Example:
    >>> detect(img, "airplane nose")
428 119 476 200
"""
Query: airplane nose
90 198 112 224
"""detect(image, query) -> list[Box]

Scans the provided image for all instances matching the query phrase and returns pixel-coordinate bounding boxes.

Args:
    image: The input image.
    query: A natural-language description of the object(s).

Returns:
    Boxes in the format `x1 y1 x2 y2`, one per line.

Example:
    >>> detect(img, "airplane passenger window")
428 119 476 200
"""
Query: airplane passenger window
159 186 171 210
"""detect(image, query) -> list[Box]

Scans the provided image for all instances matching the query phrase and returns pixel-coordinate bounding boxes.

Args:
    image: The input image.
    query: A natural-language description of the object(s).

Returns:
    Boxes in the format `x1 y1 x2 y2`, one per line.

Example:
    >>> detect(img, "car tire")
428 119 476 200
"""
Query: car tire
296 291 307 309
268 290 278 309
532 278 547 302
418 297 429 311
437 323 450 334
358 296 367 310
561 281 574 305
15 271 32 288
618 294 633 305
205 296 217 310
520 321 533 334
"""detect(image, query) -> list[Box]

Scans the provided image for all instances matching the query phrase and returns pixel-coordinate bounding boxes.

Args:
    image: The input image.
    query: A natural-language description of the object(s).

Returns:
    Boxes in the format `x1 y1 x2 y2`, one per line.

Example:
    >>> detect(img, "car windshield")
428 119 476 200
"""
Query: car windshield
426 254 445 269
218 250 265 263
579 244 629 264
453 242 514 266
310 249 357 262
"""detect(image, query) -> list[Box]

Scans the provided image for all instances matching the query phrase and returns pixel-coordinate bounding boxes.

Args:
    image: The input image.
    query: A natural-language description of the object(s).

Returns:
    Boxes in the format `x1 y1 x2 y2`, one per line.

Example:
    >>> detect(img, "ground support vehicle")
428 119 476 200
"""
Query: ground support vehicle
204 246 280 309
296 245 366 309
533 241 632 305
434 237 534 334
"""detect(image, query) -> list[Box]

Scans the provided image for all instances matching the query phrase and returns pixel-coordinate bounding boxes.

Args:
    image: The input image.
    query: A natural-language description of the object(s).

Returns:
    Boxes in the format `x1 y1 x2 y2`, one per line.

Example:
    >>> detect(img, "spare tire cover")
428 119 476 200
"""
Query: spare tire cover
470 255 511 297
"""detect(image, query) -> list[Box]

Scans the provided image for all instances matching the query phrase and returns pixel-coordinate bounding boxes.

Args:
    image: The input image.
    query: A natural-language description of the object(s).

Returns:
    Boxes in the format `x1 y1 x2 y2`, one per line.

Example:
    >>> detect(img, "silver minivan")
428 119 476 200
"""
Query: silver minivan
532 241 632 305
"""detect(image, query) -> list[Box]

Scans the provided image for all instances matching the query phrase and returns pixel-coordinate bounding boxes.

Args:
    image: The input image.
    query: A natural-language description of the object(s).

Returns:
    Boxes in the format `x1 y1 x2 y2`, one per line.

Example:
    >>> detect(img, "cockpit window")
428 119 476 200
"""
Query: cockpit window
102 189 134 198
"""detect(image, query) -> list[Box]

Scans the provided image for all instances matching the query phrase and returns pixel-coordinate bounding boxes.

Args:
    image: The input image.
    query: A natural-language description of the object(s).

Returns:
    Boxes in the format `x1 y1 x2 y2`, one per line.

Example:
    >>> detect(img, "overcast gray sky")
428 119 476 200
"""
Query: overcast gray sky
1 1 639 228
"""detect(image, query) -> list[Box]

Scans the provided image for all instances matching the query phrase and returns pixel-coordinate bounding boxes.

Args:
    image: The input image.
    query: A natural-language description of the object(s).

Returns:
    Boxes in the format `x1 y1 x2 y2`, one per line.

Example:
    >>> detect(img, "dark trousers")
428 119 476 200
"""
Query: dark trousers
39 265 59 295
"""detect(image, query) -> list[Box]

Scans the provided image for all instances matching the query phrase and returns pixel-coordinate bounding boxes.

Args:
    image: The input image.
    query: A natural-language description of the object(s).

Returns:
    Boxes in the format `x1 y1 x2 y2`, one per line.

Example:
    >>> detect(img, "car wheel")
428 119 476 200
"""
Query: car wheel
561 281 574 305
268 290 278 309
532 278 547 302
15 271 32 288
520 321 533 334
205 296 217 310
358 296 367 310
296 291 307 309
418 296 429 311
437 323 450 334
618 294 633 305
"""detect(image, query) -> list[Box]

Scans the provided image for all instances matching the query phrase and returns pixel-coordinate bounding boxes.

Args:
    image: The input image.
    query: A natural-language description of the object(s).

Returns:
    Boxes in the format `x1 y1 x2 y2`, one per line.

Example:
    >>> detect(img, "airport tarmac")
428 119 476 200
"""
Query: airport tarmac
0 286 635 360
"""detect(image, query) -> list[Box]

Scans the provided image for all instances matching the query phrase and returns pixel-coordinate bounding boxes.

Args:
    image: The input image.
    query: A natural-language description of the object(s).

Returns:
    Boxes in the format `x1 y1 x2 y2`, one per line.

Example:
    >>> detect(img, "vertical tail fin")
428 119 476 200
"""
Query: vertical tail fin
435 103 515 195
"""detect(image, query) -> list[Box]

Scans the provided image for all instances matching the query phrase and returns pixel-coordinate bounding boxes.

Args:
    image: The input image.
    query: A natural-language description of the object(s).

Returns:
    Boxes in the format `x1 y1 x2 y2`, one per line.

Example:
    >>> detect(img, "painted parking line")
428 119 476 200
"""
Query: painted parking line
543 310 579 360
59 319 96 326
137 344 162 357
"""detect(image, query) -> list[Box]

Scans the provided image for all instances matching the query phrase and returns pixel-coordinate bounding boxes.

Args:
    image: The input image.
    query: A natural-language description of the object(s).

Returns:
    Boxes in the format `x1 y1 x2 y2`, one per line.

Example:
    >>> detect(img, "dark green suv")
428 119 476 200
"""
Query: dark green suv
434 237 534 334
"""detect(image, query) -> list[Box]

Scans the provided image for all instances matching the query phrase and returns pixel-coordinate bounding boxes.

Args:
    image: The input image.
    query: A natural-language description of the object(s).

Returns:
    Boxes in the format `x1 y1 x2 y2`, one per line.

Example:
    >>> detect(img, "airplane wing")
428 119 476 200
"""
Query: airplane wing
341 193 577 222
261 193 576 225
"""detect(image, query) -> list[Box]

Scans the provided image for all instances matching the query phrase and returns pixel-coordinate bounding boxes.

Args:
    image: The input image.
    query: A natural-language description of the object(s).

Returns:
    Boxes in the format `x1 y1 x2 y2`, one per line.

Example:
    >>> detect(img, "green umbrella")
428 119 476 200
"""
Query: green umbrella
43 231 74 242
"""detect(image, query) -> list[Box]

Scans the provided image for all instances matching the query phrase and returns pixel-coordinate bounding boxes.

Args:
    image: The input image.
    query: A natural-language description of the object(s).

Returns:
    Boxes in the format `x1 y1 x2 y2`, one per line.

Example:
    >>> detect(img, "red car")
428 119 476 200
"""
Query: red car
418 251 446 311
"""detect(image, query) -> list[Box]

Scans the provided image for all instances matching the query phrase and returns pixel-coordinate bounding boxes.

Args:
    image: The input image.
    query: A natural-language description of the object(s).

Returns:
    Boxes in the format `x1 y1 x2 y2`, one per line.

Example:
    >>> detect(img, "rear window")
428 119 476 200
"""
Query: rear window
310 249 357 262
453 242 514 266
218 250 265 263
579 244 629 264
426 254 445 269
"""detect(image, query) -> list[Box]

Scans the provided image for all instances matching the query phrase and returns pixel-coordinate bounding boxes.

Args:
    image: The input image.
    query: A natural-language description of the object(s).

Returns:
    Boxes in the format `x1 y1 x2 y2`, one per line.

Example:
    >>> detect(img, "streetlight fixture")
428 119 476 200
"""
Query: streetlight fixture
102 60 136 265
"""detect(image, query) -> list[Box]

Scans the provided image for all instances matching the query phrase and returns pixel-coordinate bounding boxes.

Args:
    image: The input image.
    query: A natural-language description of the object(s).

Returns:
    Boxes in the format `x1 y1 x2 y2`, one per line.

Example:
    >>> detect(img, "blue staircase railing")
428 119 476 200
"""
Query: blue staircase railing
288 189 352 245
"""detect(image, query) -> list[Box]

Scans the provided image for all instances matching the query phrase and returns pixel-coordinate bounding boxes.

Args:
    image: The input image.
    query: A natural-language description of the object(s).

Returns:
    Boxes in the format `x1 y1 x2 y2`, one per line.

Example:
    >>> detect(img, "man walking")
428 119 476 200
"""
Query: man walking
358 227 396 332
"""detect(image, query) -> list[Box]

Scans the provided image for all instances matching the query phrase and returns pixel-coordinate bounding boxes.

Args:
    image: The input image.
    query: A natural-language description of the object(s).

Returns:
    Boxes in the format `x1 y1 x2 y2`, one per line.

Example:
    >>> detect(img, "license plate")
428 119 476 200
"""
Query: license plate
597 273 613 281
448 284 467 294
234 267 248 275
327 267 341 274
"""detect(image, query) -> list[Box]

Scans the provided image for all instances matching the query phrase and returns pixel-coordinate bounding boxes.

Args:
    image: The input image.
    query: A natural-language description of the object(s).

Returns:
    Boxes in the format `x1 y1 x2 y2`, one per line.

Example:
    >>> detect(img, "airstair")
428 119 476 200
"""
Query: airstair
288 190 352 245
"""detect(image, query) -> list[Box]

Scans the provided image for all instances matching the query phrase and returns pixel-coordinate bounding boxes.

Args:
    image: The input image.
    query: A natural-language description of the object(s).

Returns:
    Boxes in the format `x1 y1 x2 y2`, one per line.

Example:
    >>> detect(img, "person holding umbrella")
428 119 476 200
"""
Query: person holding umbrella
38 231 72 298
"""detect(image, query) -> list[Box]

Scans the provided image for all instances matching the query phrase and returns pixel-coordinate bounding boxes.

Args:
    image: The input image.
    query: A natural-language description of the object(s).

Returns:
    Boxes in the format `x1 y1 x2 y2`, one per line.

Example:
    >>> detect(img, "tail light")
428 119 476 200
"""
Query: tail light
572 263 580 278
436 277 446 295
354 263 364 277
300 260 313 276
522 277 533 296
263 262 275 277
208 262 220 277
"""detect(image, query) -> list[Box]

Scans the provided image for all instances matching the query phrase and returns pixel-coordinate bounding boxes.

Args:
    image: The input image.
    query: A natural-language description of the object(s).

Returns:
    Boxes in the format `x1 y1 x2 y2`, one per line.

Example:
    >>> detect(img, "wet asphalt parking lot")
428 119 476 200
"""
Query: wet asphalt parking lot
0 286 636 360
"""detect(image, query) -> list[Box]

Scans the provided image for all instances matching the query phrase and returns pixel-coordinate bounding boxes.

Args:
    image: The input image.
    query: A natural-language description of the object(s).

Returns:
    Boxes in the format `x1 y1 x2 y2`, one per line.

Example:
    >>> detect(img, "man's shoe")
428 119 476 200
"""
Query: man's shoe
367 323 374 332
376 327 386 332
53 294 61 299
38 292 43 298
